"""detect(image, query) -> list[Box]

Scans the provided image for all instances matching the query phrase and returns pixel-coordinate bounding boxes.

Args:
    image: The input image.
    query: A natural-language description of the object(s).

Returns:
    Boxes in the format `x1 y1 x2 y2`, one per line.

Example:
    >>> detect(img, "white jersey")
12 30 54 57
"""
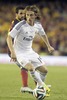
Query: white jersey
9 20 46 55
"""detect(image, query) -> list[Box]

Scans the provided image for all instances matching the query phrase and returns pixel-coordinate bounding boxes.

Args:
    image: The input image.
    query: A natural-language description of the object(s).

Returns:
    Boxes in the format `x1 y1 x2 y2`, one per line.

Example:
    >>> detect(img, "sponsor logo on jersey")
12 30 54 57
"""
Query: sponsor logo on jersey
23 36 33 41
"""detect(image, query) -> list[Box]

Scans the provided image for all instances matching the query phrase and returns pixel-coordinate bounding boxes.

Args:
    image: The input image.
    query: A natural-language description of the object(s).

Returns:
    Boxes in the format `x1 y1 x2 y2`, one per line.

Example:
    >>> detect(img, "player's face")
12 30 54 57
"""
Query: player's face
26 11 36 22
17 10 25 20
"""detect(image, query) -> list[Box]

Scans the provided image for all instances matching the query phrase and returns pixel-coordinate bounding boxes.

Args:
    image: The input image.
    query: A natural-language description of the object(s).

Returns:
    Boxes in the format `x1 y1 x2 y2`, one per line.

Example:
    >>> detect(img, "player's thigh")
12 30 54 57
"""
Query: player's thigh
17 55 34 71
29 51 44 64
36 65 48 73
30 51 46 70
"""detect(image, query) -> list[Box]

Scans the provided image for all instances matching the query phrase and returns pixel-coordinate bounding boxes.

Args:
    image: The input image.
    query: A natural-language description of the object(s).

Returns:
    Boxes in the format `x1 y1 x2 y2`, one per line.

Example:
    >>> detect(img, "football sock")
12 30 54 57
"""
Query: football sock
30 71 50 92
30 72 37 85
30 71 44 86
21 69 28 87
40 72 47 82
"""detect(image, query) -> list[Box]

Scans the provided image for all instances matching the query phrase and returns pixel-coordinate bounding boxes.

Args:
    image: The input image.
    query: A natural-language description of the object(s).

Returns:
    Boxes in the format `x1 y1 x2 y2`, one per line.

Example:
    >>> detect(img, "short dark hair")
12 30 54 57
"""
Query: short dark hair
16 6 25 14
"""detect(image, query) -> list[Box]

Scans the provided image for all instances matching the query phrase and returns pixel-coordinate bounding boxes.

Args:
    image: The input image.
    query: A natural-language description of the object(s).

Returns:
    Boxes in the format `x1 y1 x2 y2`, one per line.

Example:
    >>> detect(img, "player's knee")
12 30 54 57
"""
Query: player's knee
29 66 34 71
43 69 48 74
45 68 48 73
43 66 48 73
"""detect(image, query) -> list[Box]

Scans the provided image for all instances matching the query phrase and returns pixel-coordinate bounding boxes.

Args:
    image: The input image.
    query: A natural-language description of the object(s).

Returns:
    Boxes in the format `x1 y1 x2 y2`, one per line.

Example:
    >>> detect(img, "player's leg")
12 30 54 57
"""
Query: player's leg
30 66 50 97
36 65 48 83
29 51 47 81
21 68 28 87
39 69 51 88
39 72 51 87
10 54 32 92
36 65 50 93
26 63 45 85
28 51 50 87
28 51 50 94
30 69 51 88
15 61 32 93
31 65 50 91
18 59 45 87
20 63 44 93
17 54 49 93
17 56 45 93
16 61 28 87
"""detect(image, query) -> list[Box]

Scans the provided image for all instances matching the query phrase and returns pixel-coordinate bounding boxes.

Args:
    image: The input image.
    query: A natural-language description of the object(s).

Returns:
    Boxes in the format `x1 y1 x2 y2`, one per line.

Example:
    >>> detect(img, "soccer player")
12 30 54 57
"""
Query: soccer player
28 5 51 88
7 6 54 94
8 6 32 92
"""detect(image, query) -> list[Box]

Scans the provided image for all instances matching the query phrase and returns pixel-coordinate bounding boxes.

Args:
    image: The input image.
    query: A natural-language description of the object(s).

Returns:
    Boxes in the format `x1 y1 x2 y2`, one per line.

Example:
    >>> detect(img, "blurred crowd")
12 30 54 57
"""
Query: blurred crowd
0 1 67 56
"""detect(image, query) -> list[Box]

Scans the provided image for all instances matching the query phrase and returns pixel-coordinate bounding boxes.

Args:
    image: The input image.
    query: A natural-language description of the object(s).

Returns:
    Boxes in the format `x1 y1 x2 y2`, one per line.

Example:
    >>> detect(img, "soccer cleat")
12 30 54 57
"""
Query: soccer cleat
46 93 50 97
44 84 50 93
20 87 33 94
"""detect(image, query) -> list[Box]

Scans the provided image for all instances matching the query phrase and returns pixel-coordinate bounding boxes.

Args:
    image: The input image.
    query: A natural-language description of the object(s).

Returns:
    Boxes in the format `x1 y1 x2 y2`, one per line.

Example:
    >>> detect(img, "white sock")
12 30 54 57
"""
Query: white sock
30 71 44 86
40 72 47 82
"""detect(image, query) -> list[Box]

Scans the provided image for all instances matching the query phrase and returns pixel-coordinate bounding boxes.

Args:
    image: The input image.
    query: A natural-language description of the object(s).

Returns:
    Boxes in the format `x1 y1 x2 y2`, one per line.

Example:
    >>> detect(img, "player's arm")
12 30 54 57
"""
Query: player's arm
7 35 16 61
41 34 54 53
7 22 21 61
37 23 54 53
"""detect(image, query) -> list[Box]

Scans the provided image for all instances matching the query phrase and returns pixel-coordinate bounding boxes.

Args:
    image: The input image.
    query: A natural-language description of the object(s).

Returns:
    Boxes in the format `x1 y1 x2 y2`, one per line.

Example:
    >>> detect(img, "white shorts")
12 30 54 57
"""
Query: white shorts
17 50 45 69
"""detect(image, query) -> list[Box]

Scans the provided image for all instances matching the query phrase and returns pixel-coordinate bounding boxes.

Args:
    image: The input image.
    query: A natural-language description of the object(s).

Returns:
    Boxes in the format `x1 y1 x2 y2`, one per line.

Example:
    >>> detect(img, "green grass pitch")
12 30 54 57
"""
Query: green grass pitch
0 64 67 100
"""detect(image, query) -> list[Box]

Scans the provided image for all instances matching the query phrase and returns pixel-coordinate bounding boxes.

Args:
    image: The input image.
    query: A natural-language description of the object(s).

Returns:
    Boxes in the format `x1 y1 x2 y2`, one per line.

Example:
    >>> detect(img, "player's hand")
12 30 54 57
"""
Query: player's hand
10 51 17 62
48 46 55 53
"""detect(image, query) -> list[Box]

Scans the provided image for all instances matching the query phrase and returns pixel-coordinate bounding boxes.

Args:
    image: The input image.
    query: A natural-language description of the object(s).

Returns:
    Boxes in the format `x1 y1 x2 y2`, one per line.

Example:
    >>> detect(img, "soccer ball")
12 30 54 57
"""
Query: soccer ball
33 86 46 100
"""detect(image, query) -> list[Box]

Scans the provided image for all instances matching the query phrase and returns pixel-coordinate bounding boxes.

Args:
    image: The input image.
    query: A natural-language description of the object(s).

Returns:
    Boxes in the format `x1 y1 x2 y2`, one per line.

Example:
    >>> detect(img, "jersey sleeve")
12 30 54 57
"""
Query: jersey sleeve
8 27 19 38
8 20 25 38
36 22 46 36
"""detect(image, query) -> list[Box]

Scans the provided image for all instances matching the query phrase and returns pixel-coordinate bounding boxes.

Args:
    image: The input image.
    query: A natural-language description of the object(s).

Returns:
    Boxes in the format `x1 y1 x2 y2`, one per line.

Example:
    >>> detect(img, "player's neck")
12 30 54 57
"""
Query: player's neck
26 20 34 26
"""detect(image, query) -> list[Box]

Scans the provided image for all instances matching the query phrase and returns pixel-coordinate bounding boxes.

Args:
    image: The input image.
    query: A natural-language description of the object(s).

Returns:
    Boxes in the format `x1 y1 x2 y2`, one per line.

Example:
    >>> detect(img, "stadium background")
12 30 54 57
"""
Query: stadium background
0 0 67 56
0 1 67 100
